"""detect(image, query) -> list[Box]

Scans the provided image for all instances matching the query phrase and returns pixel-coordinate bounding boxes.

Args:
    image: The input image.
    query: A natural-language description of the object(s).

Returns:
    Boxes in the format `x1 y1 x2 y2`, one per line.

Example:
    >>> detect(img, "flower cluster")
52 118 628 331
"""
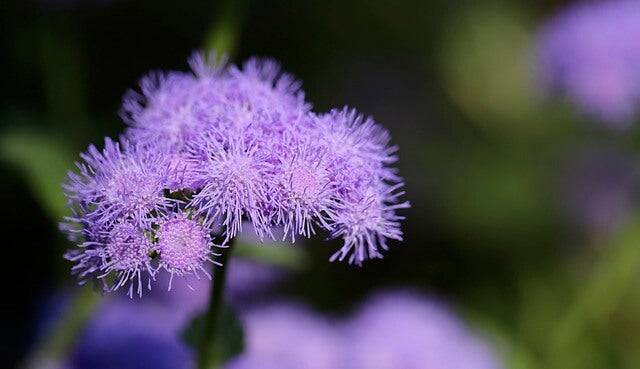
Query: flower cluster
536 0 640 126
62 52 408 296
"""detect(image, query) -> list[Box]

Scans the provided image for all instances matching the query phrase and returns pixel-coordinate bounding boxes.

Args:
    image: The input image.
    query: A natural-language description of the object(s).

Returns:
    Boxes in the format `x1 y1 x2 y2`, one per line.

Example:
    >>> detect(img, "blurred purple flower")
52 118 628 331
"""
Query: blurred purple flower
536 0 640 126
344 291 502 369
227 291 503 369
226 304 345 369
68 300 194 369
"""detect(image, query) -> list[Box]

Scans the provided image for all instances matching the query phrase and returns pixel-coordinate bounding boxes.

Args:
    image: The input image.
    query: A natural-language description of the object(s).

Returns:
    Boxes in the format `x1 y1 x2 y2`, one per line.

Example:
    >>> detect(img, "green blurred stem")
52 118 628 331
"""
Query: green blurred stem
198 240 234 369
548 219 640 368
203 0 249 57
22 287 101 369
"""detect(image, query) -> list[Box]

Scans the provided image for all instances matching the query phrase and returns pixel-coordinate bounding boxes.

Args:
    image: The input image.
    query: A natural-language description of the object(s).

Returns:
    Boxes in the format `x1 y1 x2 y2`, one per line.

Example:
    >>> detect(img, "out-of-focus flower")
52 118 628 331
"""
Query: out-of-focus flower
226 304 345 369
226 290 503 369
68 300 194 369
559 147 637 234
344 292 502 369
536 0 640 126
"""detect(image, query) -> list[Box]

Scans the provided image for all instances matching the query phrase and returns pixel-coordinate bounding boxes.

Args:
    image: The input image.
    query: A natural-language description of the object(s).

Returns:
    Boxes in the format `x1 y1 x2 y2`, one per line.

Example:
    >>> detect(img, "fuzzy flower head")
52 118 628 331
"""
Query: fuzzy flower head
329 183 409 264
100 222 154 296
63 138 173 229
536 0 640 126
270 138 338 242
121 53 229 151
189 131 273 242
156 214 219 287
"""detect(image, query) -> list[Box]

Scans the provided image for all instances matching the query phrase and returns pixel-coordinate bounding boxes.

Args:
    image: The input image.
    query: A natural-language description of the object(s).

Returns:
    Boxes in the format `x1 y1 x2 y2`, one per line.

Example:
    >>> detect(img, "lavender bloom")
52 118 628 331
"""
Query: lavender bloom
226 291 503 369
63 52 408 293
62 138 180 296
99 222 154 296
536 0 640 126
188 132 273 243
156 214 220 287
63 137 173 229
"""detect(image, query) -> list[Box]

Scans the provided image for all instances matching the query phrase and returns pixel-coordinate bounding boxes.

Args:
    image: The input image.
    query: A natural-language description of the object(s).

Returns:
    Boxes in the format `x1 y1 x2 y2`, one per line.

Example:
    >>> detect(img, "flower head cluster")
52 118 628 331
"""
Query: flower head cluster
62 51 408 295
536 0 640 126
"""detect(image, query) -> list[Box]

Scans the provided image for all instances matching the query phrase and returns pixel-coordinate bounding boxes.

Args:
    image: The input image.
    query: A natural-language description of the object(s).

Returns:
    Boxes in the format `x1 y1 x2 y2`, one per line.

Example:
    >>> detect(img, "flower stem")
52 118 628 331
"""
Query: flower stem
198 240 233 369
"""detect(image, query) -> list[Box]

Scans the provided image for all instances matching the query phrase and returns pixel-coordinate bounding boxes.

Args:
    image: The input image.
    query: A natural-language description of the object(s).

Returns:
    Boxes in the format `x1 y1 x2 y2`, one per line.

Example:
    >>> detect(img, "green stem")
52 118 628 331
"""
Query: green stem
21 286 102 369
547 218 640 369
198 240 233 369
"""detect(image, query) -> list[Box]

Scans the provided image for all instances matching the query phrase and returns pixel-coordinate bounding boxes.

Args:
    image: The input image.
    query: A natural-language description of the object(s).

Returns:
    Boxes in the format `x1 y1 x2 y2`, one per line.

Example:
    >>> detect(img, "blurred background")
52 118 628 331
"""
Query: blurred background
3 0 640 368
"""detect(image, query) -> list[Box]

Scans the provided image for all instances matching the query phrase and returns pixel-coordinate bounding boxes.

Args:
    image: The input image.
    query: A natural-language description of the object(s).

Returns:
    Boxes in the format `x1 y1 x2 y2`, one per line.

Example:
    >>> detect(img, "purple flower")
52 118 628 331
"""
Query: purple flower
313 108 409 263
226 291 503 369
267 136 338 242
63 137 174 229
99 222 154 296
536 0 640 126
226 304 345 369
188 132 273 243
68 300 194 369
120 55 226 151
344 291 502 369
156 214 220 287
63 51 408 293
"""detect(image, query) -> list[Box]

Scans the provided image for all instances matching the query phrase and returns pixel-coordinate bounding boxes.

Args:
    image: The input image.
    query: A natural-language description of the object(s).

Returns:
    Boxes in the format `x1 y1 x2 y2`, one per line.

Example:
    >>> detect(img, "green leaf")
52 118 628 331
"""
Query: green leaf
0 127 75 220
182 304 244 368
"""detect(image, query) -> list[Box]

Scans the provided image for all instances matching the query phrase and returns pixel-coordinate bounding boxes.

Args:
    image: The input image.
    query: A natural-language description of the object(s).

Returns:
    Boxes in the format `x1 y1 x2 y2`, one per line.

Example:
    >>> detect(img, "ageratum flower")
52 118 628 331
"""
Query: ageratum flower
63 137 174 229
155 213 220 288
188 130 274 243
536 0 640 126
63 51 408 294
